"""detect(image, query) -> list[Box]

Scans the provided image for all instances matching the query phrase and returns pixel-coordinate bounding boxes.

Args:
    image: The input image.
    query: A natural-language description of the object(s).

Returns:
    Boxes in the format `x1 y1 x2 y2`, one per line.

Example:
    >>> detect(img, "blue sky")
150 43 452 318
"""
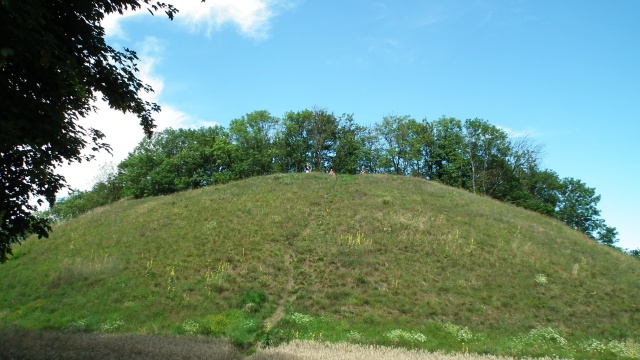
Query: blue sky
60 0 640 249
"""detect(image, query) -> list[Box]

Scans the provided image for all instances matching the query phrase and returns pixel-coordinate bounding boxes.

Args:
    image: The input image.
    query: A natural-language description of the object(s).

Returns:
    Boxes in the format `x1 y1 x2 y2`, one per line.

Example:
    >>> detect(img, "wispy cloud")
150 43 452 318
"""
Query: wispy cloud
177 0 273 39
498 125 538 139
103 0 294 39
365 37 415 64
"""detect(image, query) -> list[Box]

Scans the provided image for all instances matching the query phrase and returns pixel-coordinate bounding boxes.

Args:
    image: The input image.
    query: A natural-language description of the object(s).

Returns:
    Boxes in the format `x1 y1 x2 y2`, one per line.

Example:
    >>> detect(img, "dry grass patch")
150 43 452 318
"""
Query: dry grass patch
250 340 569 360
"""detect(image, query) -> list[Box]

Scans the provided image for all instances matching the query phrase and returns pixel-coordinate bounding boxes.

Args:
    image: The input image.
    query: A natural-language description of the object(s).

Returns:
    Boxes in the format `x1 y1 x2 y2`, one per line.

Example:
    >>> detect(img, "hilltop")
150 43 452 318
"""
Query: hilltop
1 174 638 358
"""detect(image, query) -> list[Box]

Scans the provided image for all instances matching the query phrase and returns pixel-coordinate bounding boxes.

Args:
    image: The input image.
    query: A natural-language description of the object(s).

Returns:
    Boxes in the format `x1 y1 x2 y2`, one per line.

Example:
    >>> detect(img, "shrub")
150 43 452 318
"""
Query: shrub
201 314 231 336
384 329 427 344
287 312 314 325
441 322 474 343
510 327 568 353
581 338 640 358
181 319 201 335
237 289 267 313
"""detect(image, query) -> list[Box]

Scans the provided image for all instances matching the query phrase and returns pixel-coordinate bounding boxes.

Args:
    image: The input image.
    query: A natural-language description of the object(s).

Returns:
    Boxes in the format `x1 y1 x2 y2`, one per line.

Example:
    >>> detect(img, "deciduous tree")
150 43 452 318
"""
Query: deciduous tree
375 115 422 175
333 114 369 174
0 0 189 262
229 110 279 178
308 108 339 171
118 127 233 198
462 119 513 196
431 117 467 188
276 110 314 173
556 177 603 237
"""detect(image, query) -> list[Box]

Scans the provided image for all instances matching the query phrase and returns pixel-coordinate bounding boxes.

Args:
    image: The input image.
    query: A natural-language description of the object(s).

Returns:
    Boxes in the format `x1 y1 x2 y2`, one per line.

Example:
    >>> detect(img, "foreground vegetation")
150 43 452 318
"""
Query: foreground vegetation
2 174 639 358
0 331 596 360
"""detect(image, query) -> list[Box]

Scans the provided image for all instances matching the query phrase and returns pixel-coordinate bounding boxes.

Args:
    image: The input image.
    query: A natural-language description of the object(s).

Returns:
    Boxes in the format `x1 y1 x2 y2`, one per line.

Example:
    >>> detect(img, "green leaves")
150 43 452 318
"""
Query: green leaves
557 177 604 237
0 47 14 67
118 127 235 198
229 110 279 177
1 0 183 260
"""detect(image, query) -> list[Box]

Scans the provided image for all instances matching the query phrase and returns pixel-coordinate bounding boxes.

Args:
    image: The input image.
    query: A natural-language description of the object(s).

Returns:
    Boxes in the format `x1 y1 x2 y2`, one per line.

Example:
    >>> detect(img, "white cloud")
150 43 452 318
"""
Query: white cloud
103 0 293 39
102 8 139 39
56 0 298 197
178 0 272 38
56 37 198 196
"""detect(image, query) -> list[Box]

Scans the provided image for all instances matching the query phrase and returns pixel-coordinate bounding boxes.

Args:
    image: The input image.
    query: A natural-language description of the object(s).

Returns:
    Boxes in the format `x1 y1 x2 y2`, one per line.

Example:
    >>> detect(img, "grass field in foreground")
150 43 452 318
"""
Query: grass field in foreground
1 174 639 359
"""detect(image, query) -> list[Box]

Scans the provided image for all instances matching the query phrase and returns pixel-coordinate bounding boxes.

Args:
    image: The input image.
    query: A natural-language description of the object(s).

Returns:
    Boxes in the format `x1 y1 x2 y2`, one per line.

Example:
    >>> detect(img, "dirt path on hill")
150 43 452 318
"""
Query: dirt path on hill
263 204 320 329
263 251 297 328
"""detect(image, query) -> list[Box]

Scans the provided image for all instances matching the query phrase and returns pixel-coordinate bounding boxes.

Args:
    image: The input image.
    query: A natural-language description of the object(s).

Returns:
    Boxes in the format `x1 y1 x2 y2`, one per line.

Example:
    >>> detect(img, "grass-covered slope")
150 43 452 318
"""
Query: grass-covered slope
1 174 639 357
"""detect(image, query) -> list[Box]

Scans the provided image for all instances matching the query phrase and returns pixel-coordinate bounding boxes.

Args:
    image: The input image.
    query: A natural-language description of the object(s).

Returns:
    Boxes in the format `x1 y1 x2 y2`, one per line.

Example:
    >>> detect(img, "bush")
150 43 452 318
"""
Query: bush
237 289 267 313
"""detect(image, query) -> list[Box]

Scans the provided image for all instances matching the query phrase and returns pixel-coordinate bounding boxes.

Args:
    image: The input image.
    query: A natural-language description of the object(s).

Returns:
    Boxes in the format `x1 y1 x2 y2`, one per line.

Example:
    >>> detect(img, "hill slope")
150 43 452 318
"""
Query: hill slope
1 174 639 357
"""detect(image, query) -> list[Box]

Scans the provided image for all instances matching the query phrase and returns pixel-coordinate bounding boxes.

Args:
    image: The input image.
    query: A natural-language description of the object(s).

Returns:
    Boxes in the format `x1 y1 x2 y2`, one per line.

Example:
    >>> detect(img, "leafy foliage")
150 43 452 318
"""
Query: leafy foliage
332 114 371 174
0 0 181 261
275 108 339 173
45 165 122 221
556 178 603 236
118 126 235 198
229 110 278 177
43 109 627 253
238 289 268 313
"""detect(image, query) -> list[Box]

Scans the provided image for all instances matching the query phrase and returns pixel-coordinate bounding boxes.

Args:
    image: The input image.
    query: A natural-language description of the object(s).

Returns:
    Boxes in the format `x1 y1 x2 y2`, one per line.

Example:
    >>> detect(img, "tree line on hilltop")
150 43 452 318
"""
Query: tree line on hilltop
49 108 635 255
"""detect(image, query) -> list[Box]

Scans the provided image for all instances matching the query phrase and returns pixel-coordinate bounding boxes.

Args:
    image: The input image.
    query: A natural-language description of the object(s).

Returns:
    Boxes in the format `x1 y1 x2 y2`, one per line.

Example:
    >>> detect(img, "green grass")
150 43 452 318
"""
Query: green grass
1 173 639 359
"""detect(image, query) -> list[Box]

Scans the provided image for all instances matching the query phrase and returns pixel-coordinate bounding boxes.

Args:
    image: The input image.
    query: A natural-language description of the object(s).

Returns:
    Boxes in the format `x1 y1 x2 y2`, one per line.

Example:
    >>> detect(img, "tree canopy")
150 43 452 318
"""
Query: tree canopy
0 0 184 262
46 109 631 255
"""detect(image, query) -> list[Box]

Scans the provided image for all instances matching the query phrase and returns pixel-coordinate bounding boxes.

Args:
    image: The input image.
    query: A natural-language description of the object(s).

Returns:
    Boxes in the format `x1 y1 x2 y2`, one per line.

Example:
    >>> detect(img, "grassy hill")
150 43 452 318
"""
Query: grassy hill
1 173 639 358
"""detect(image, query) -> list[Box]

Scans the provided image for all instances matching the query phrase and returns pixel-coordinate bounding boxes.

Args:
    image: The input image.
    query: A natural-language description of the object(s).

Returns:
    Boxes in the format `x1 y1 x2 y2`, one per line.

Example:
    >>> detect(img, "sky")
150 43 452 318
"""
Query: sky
59 0 640 250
